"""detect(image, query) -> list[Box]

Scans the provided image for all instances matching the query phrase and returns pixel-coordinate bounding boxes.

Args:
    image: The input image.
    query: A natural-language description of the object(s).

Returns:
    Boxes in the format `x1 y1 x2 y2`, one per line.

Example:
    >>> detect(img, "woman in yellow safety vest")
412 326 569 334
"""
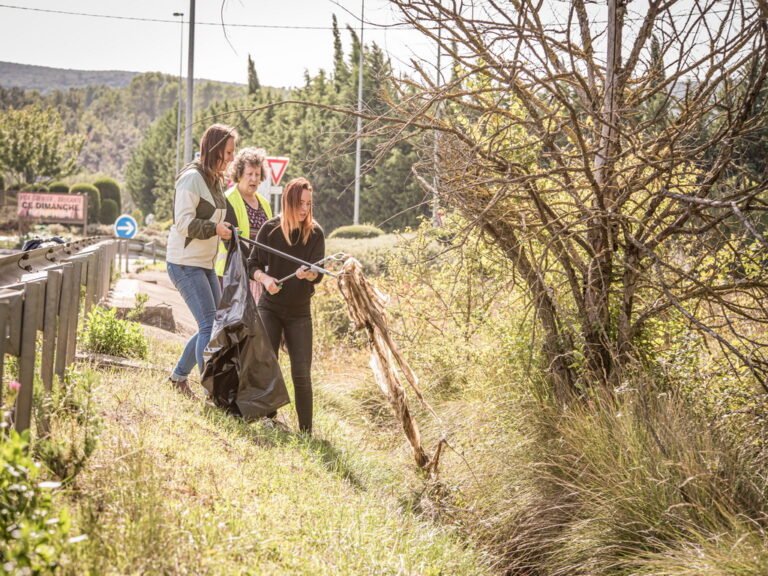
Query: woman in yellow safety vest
215 146 273 302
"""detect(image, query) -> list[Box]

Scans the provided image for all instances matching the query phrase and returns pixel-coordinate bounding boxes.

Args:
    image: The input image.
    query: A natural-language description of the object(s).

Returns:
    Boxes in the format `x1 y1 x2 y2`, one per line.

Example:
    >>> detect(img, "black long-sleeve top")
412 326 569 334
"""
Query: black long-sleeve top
246 217 325 313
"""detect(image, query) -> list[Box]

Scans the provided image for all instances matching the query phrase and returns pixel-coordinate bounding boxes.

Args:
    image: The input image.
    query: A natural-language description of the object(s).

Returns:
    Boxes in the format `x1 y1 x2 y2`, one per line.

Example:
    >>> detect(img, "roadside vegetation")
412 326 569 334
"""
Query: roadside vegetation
0 252 491 574
4 223 765 574
2 1 767 574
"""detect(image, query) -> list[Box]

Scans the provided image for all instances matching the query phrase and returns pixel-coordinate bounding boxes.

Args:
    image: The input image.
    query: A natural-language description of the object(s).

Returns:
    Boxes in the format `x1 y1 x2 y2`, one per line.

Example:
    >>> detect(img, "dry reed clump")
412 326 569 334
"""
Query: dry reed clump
337 257 445 474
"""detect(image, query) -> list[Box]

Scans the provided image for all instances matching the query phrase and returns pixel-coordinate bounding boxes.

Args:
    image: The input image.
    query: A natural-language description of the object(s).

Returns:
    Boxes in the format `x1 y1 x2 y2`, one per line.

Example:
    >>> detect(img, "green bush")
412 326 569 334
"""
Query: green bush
48 181 70 194
312 281 365 351
325 234 402 276
0 429 72 573
93 177 121 212
82 306 148 359
21 183 49 192
35 369 100 483
100 198 119 224
70 183 101 226
131 208 144 227
329 224 385 239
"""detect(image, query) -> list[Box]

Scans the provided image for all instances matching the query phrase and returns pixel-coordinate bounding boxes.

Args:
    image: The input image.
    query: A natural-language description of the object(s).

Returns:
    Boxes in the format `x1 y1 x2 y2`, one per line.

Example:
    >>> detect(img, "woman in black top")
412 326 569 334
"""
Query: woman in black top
247 177 325 433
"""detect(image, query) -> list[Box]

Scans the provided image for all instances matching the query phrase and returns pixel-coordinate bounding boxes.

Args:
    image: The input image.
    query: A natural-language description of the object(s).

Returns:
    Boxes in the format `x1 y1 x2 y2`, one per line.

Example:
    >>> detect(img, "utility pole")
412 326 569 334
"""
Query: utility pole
173 12 184 175
432 16 442 227
596 0 622 188
183 0 195 164
353 0 364 225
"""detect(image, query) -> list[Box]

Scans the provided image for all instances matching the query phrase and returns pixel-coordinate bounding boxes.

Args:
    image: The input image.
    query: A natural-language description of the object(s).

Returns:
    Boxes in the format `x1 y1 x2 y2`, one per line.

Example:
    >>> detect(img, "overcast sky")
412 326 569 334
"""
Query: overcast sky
0 0 435 88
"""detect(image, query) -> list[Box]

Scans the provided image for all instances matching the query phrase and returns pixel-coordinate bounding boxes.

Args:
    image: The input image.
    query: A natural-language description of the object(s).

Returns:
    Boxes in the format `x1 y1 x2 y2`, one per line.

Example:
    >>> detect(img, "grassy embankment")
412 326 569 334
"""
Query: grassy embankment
40 231 491 575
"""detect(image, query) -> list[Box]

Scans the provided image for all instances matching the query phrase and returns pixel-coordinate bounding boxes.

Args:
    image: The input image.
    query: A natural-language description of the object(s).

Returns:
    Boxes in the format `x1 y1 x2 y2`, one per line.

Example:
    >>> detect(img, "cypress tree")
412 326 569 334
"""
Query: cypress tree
247 54 261 94
332 15 349 93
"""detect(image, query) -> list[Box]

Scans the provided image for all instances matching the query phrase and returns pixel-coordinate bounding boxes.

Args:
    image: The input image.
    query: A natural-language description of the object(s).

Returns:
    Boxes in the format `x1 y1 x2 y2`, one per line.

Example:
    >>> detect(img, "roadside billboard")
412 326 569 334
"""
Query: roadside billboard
17 192 88 228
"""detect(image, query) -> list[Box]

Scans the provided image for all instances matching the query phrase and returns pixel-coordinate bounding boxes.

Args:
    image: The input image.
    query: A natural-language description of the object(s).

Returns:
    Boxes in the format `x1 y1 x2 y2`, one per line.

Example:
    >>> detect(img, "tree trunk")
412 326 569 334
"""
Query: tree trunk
582 0 625 385
483 220 577 399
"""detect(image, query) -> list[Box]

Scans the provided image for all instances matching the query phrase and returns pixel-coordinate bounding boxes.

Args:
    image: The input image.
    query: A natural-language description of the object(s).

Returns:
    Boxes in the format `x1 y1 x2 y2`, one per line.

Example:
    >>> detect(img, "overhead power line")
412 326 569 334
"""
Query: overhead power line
0 3 336 30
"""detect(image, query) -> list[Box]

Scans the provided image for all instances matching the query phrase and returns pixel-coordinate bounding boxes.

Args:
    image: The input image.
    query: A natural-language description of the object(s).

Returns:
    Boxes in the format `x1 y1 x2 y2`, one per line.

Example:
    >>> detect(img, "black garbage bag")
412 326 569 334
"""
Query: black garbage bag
201 235 290 418
21 236 68 251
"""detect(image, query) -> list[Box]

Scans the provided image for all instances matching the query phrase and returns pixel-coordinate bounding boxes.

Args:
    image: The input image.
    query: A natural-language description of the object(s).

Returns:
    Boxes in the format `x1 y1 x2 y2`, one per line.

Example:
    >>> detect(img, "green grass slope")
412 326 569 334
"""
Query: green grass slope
59 327 490 575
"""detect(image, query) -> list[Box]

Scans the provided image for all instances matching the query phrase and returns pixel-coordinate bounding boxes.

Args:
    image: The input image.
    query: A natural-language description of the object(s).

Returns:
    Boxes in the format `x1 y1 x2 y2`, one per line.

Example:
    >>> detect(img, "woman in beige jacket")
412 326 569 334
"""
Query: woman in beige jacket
166 123 236 397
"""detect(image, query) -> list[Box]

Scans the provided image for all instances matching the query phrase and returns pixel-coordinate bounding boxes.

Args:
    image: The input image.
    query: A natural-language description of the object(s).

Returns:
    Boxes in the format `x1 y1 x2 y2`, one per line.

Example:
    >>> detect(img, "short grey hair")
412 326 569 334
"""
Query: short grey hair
228 146 268 183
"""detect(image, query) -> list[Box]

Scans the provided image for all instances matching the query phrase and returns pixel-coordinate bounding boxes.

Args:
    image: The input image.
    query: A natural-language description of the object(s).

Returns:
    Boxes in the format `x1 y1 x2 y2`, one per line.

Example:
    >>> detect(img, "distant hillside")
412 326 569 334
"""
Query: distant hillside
0 61 140 93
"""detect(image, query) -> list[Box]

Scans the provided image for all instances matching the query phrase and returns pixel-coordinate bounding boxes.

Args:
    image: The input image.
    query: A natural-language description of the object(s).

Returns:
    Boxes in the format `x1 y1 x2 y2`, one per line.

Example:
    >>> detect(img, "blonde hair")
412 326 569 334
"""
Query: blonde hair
280 177 315 245
198 123 238 187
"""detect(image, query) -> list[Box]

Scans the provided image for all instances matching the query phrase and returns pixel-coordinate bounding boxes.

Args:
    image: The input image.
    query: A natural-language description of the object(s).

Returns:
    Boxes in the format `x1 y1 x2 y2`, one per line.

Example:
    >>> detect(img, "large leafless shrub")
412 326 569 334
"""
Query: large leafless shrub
373 0 768 396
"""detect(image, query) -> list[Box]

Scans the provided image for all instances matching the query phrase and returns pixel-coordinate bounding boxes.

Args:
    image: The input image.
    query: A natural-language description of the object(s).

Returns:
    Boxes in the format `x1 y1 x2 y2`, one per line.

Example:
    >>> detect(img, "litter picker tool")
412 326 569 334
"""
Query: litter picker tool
234 233 340 279
276 252 347 284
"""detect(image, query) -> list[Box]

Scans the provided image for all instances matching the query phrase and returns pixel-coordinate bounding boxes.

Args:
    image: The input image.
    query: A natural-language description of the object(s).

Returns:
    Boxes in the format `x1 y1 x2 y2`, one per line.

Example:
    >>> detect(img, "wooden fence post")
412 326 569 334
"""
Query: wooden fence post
41 269 63 394
0 290 22 399
8 289 22 357
54 263 75 380
102 243 112 301
84 252 98 314
16 280 45 433
65 258 84 367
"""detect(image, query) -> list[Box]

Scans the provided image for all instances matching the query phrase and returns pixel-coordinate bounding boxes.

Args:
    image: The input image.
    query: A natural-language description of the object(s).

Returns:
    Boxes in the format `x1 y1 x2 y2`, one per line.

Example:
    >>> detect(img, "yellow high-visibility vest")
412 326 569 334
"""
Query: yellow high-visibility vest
215 186 273 277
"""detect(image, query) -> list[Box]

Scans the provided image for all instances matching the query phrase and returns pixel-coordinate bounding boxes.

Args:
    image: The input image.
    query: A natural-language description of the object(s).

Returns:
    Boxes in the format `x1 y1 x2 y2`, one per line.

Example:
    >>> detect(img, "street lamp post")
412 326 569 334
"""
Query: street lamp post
173 12 184 175
433 15 442 227
183 0 195 164
353 0 364 225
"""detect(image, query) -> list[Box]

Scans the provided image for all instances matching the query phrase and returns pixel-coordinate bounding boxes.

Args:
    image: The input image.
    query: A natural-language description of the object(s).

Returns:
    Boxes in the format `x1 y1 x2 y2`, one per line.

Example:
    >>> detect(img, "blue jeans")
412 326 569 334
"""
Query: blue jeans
167 262 221 381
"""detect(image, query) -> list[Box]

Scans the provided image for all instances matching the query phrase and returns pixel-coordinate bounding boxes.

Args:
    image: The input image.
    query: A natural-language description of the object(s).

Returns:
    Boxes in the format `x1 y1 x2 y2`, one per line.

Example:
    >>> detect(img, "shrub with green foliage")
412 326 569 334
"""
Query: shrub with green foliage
329 224 385 239
131 208 144 227
380 217 528 396
48 181 70 193
82 306 148 359
92 177 121 212
21 182 49 192
325 234 401 275
100 198 119 225
0 430 72 573
69 183 101 225
34 369 101 483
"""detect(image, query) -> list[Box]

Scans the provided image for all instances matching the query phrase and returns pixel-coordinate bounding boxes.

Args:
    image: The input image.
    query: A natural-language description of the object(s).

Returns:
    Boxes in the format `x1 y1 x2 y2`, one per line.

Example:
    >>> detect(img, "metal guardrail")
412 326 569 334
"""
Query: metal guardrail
0 236 123 435
124 239 166 266
0 237 107 286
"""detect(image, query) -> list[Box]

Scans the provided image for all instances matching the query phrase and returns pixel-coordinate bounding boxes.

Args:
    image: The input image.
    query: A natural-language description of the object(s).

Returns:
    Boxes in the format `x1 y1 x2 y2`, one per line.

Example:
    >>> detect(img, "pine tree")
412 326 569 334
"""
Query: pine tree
332 15 349 93
247 54 261 94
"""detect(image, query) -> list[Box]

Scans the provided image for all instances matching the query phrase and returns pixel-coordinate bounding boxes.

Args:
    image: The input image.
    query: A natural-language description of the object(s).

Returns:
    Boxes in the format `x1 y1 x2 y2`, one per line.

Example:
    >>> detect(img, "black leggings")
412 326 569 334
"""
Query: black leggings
257 306 314 433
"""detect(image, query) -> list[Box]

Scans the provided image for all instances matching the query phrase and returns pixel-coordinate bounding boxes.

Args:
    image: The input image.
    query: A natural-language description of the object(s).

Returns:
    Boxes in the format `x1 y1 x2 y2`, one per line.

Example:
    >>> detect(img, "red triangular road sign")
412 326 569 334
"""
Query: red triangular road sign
266 156 290 186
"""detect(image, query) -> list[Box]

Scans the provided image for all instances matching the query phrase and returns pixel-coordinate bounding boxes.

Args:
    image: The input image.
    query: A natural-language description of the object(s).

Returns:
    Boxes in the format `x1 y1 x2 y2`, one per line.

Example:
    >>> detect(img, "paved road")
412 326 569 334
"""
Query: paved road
107 268 196 337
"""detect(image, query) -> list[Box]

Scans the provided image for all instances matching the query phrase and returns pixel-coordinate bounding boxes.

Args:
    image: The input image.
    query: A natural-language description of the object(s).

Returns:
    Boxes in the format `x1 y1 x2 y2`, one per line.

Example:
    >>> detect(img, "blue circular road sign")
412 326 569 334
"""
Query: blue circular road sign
114 214 138 239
